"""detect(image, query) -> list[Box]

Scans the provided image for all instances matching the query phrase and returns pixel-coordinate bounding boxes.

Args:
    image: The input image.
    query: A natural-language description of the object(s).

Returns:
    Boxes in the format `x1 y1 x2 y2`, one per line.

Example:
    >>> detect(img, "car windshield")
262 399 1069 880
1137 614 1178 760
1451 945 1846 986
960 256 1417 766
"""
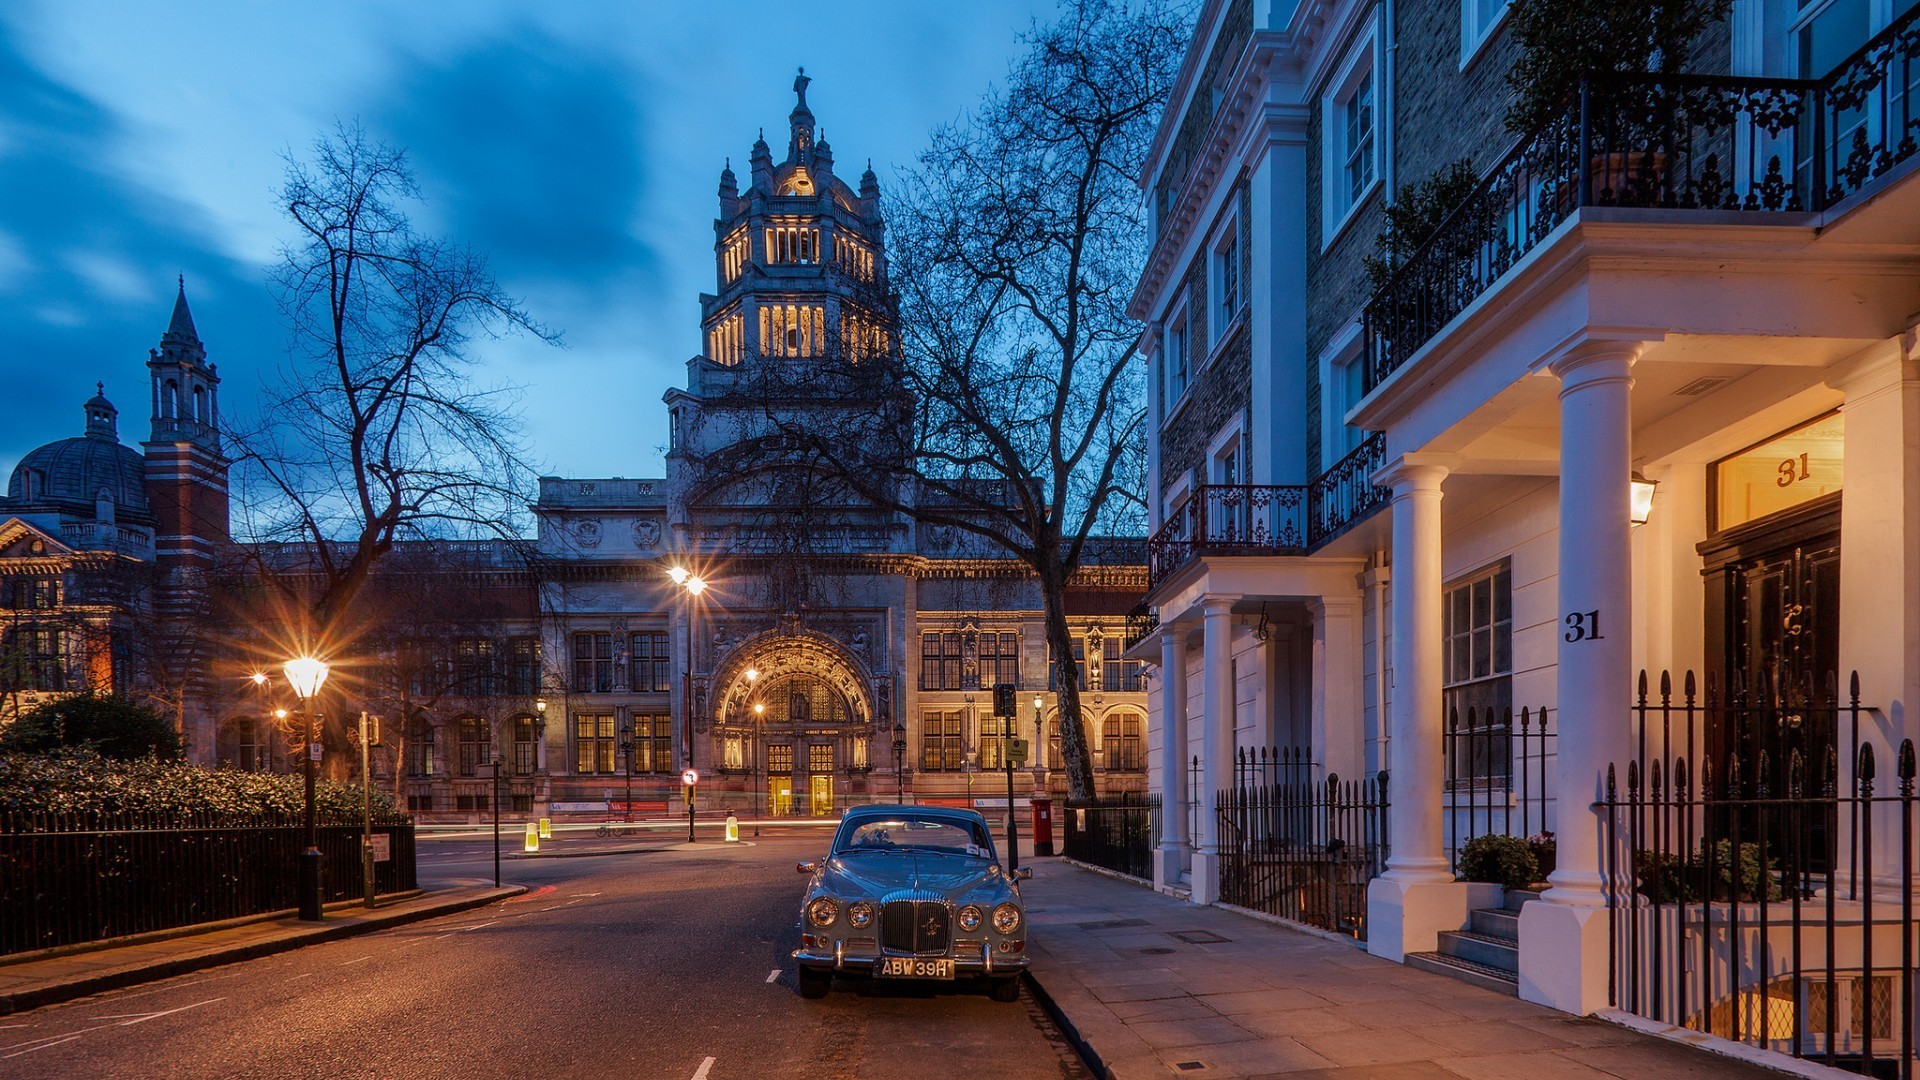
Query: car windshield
835 817 992 857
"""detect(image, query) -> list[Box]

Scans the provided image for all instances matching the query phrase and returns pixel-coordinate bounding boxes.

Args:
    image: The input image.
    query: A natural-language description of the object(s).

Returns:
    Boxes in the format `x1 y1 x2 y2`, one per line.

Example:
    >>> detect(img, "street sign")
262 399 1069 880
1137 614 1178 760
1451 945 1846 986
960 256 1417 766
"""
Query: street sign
1008 738 1029 764
308 742 323 762
367 833 392 863
682 768 699 786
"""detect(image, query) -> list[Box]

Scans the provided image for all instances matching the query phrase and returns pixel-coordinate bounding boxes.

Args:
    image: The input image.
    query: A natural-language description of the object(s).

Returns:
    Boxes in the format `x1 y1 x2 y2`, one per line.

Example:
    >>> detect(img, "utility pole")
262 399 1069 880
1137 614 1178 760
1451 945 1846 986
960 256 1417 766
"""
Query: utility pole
994 682 1019 873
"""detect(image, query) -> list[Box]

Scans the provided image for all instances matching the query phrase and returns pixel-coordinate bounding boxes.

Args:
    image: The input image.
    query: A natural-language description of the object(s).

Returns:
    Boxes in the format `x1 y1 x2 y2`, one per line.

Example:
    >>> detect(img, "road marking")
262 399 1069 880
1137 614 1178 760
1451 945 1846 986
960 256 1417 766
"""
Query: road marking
766 969 780 983
1 1034 79 1057
114 999 223 1026
291 973 314 980
692 1056 716 1080
340 956 372 966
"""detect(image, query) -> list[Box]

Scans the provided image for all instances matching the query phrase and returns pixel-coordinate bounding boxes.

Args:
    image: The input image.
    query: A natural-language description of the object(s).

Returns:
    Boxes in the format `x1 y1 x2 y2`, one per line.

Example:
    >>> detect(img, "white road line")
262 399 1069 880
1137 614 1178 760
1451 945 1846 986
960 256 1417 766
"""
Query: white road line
765 969 780 983
2 1034 80 1058
691 1056 716 1080
340 956 372 966
115 999 224 1026
291 973 314 980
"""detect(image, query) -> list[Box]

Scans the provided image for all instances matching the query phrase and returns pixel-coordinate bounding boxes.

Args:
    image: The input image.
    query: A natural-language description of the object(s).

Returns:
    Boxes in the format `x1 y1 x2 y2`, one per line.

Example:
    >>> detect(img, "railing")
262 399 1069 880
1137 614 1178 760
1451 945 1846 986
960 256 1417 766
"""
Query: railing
1062 794 1158 881
1444 705 1556 873
1217 755 1389 940
0 811 417 956
1123 603 1159 652
1147 433 1390 592
1601 669 1920 1075
1365 3 1920 390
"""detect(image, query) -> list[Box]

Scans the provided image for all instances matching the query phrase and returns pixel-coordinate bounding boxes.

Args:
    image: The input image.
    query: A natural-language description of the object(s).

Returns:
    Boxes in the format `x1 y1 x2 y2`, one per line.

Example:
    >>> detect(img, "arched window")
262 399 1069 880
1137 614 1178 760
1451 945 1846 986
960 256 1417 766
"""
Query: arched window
1101 712 1143 772
192 384 207 423
236 718 263 771
406 714 435 777
163 380 179 419
457 717 491 777
512 716 538 776
768 675 847 725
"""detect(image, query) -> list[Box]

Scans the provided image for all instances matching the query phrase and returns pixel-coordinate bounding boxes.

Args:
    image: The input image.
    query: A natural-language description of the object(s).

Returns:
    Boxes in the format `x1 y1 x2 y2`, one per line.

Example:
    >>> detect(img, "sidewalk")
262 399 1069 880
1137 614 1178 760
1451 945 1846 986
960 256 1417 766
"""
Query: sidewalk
1023 860 1806 1080
0 884 521 1016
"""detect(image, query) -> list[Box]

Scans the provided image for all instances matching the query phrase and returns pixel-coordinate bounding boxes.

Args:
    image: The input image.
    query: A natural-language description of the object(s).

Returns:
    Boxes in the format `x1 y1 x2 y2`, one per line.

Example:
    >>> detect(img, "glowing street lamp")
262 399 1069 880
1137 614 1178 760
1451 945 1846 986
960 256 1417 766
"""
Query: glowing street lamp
666 565 690 586
283 655 331 921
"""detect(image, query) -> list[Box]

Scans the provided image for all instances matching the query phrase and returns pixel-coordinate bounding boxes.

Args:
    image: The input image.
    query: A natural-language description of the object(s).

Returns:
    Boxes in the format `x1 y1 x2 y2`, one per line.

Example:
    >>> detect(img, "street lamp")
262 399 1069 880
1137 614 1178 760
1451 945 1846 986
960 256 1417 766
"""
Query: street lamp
534 698 549 776
618 718 635 823
283 655 330 921
892 720 908 803
753 698 766 835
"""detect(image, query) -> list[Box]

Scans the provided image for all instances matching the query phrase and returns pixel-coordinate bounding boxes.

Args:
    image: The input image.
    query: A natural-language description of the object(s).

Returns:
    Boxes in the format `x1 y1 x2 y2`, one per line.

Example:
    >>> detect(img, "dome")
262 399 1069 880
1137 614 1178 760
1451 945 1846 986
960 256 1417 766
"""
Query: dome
5 394 153 524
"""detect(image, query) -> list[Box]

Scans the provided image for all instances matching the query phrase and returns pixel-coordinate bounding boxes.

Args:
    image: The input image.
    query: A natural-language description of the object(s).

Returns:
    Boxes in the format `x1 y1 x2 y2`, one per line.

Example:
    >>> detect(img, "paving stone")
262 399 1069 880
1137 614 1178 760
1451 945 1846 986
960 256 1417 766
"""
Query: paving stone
1430 1050 1623 1080
1154 1035 1337 1076
1124 1015 1262 1050
1400 1020 1576 1054
1108 997 1222 1023
1292 1026 1456 1067
1562 1041 1787 1078
1230 1009 1362 1039
1197 988 1334 1015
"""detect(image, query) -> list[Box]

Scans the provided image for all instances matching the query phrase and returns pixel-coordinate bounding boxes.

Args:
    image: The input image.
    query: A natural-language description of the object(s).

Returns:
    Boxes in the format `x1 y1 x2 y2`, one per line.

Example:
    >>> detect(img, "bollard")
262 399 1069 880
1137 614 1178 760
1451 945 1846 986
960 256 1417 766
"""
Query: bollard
538 817 552 840
725 812 740 843
524 822 540 852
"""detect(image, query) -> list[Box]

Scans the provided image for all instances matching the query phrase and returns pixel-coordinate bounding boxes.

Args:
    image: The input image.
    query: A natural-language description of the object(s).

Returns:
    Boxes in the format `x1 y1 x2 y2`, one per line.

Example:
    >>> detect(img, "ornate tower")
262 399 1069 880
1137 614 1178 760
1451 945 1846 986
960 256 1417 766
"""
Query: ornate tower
142 278 229 566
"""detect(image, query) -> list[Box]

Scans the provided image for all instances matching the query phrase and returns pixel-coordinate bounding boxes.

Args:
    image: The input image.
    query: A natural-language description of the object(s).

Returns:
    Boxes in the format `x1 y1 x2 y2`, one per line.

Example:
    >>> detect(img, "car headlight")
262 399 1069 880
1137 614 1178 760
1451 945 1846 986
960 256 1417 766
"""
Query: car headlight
957 905 983 932
848 901 875 928
807 897 840 928
992 903 1022 934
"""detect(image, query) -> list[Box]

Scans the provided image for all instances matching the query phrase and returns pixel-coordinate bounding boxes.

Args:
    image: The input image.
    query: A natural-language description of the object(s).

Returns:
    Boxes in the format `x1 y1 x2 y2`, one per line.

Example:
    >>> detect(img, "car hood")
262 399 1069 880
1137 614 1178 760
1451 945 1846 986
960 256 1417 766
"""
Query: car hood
820 850 1016 904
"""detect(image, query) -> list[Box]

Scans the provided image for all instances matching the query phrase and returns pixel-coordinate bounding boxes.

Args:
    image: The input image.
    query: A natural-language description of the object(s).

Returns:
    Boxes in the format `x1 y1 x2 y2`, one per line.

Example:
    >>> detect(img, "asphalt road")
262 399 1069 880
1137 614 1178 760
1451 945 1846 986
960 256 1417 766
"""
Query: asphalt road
0 830 1090 1080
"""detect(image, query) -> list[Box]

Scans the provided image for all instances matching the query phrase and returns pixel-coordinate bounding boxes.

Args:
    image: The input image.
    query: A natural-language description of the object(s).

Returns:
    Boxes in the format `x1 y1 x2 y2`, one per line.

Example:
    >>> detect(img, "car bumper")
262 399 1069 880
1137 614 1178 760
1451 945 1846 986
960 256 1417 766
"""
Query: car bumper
793 941 1030 977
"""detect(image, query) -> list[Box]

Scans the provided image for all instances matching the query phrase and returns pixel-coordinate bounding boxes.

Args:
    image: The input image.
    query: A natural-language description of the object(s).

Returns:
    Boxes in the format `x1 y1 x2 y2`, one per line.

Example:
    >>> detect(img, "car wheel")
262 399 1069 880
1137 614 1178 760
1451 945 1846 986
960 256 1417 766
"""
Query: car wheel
988 977 1021 1002
797 967 833 999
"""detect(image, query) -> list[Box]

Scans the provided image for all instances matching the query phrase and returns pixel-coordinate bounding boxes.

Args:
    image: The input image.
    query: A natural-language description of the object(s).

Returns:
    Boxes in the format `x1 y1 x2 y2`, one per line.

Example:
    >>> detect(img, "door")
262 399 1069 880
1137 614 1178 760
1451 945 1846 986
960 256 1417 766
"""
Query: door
768 778 793 817
809 775 834 817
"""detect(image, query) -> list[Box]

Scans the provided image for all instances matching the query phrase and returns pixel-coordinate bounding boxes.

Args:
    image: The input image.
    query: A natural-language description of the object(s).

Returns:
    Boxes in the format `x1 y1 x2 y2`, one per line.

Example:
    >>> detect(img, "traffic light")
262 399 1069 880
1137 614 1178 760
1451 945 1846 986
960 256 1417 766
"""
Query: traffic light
993 682 1016 718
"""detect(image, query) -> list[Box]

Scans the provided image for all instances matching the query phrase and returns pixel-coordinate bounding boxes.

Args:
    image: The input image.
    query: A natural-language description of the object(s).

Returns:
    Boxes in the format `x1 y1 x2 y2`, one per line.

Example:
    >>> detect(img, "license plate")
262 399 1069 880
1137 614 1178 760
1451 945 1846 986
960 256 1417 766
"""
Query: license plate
877 956 955 979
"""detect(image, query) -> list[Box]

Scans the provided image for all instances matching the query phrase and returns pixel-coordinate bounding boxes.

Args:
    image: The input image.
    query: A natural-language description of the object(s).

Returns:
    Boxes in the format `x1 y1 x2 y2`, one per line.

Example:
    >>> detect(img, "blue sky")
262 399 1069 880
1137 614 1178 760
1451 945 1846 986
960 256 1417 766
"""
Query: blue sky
0 0 1057 483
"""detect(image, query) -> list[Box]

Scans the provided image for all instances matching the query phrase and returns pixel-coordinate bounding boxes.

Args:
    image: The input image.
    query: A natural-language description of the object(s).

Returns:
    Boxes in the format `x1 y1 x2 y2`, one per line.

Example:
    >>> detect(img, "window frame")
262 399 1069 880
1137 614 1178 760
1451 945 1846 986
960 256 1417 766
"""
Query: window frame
1459 0 1511 69
1321 14 1385 247
1207 207 1243 352
1441 561 1515 791
630 630 671 693
1163 298 1191 410
631 712 674 773
572 632 614 694
920 710 964 772
1316 321 1369 470
574 712 618 775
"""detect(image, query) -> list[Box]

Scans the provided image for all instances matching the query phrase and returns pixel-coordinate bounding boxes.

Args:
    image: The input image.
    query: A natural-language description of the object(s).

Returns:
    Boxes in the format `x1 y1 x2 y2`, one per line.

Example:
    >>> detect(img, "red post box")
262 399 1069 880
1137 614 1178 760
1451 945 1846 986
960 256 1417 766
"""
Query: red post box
1031 796 1054 857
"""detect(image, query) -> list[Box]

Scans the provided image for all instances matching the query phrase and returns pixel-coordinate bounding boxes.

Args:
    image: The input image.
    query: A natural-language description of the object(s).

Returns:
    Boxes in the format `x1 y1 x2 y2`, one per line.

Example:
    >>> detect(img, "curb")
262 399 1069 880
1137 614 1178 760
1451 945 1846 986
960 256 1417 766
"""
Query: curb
0 886 524 1016
1022 969 1111 1080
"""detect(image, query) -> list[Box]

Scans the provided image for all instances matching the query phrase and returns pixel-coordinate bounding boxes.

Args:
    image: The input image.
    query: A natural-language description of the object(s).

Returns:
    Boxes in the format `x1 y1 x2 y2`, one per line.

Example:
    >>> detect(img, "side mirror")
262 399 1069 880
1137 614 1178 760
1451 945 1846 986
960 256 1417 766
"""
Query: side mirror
1014 867 1033 881
796 861 818 875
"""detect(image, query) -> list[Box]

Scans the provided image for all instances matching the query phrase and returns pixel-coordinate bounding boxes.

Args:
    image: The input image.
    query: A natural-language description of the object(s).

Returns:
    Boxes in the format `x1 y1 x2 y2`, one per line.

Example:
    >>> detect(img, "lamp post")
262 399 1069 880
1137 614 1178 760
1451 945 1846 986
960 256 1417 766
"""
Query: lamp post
358 710 377 908
618 718 634 823
1004 711 1019 874
283 656 330 921
753 697 765 835
891 720 907 803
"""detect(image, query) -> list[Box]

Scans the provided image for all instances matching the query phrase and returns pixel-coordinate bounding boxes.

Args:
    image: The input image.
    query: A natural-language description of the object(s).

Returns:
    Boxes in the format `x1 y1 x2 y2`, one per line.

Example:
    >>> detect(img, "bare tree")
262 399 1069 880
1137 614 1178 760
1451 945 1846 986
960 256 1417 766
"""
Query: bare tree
227 124 555 669
739 4 1183 801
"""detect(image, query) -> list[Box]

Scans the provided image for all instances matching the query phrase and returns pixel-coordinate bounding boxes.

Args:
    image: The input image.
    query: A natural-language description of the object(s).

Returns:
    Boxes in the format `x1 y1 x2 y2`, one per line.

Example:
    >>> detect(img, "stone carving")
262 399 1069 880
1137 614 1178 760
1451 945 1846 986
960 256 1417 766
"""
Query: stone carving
632 518 661 549
850 628 869 659
572 518 602 547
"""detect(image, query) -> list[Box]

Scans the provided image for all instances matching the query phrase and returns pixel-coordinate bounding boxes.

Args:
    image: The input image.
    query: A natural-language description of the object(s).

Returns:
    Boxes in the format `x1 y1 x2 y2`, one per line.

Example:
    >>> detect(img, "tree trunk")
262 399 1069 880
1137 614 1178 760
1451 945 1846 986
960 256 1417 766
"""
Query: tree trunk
1039 570 1096 803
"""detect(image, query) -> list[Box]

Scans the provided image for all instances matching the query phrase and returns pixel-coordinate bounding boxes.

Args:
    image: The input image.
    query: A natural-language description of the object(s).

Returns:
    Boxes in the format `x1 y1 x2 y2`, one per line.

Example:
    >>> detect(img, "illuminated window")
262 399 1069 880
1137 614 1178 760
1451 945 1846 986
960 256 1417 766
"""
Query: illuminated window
512 717 538 776
575 713 617 774
632 712 673 773
769 743 795 774
1102 713 1143 771
808 743 833 773
921 711 964 771
724 736 744 769
572 632 614 692
630 631 671 692
456 717 491 777
979 631 1019 688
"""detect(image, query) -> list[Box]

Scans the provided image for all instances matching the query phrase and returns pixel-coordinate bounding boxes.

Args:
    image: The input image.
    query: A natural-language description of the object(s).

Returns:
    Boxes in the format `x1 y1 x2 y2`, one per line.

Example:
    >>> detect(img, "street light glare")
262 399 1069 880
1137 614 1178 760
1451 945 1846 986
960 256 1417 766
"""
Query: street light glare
685 575 708 596
667 565 690 585
250 672 268 686
283 656 331 699
746 667 759 682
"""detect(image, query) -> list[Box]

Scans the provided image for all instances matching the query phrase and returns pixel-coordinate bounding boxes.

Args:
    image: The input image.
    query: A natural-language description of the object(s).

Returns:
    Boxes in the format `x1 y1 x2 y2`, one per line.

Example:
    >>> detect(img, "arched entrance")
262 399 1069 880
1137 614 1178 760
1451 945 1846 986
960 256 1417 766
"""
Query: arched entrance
711 628 875 818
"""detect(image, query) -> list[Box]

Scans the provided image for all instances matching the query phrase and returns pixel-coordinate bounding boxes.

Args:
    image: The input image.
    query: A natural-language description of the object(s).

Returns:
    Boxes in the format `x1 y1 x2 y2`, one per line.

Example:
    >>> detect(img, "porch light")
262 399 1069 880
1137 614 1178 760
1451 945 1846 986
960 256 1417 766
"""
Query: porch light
1629 472 1657 526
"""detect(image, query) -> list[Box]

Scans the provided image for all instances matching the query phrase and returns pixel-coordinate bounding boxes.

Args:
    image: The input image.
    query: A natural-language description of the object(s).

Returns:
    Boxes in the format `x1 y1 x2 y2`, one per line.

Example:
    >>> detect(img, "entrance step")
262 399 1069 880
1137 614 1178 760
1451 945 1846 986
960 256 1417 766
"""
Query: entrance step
1435 929 1518 970
1405 950 1519 994
1469 907 1519 939
1503 888 1542 912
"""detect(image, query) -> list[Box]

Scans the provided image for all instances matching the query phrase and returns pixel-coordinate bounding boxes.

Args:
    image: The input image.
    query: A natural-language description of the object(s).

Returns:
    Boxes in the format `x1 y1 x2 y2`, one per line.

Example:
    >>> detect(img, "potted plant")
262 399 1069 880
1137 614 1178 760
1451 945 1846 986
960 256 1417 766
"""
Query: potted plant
1526 831 1556 881
1457 834 1540 891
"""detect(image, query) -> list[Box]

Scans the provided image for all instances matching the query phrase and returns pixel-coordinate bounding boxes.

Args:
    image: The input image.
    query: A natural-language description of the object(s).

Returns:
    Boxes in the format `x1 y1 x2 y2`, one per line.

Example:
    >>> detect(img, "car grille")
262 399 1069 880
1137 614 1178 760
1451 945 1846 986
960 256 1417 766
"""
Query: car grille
880 901 951 955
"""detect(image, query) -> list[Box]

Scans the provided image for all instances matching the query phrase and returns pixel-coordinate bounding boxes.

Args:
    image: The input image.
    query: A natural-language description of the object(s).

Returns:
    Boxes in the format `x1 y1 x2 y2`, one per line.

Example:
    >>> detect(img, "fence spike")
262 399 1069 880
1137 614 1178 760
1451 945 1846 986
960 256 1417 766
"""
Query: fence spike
1787 748 1804 799
1755 749 1770 798
1627 759 1640 795
1651 758 1665 797
1606 762 1618 800
1823 745 1839 798
1638 669 1650 702
1685 668 1697 702
1858 743 1877 796
1674 755 1690 794
1699 754 1715 798
1850 670 1861 707
1900 740 1917 786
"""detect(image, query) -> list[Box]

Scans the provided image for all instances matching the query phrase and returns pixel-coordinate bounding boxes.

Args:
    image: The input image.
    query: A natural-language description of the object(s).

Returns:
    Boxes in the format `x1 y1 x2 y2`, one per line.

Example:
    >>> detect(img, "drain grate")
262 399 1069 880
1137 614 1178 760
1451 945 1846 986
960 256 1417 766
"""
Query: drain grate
1136 946 1176 955
1075 918 1151 930
1168 929 1230 944
1173 1062 1207 1071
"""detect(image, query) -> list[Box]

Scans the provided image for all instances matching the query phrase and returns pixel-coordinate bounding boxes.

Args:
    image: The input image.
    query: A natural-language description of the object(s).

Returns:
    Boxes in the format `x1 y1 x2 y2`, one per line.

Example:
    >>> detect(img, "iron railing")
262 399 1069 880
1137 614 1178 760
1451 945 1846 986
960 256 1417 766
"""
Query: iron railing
1444 705 1556 873
1364 3 1920 390
1601 668 1919 1075
1147 432 1388 592
0 811 417 956
1062 794 1158 881
1217 753 1389 940
1123 603 1159 652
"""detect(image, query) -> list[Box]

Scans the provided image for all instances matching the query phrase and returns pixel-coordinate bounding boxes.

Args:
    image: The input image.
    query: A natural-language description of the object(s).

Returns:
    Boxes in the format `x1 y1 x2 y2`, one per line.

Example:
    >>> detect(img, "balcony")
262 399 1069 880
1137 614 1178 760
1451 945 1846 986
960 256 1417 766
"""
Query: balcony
1147 432 1387 593
1363 6 1920 388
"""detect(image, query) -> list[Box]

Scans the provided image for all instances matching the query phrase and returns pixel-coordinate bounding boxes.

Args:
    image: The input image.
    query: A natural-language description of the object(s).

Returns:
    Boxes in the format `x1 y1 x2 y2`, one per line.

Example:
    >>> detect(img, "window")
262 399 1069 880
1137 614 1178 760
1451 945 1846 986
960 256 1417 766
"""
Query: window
1319 325 1370 468
575 713 617 774
1323 21 1382 239
851 736 868 769
237 719 265 772
1212 222 1241 342
758 302 828 357
507 637 540 696
1164 305 1190 402
406 716 434 777
1051 636 1087 691
724 736 744 769
921 711 964 771
0 624 65 692
920 631 966 691
572 632 614 693
1443 563 1514 788
1102 713 1143 771
456 717 491 777
453 639 496 696
1100 637 1144 692
4 577 61 610
978 631 1019 689
979 715 1014 770
630 631 671 693
808 743 834 774
1461 0 1509 62
512 717 538 776
632 713 673 773
768 743 795 774
456 793 491 812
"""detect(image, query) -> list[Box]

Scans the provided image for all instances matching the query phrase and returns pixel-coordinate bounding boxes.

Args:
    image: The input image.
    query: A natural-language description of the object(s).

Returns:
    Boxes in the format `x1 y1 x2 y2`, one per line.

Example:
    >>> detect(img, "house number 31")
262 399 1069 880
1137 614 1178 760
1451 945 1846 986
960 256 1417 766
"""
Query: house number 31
1564 610 1604 642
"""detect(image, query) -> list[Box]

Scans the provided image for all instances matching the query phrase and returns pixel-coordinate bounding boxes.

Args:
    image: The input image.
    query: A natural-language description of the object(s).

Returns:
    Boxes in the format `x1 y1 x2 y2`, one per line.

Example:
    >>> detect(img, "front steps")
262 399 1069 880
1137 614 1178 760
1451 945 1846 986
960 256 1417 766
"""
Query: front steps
1404 888 1538 995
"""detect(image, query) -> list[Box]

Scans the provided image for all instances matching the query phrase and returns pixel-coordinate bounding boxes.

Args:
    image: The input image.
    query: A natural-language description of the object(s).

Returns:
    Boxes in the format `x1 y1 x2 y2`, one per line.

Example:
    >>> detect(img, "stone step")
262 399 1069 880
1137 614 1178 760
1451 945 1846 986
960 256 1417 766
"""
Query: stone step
1503 888 1543 913
1405 950 1519 995
1469 906 1519 940
1438 929 1519 972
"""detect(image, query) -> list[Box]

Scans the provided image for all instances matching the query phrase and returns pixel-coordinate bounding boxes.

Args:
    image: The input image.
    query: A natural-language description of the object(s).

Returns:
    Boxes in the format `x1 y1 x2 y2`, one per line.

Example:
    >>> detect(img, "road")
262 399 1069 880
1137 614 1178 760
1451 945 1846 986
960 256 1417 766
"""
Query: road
0 829 1089 1080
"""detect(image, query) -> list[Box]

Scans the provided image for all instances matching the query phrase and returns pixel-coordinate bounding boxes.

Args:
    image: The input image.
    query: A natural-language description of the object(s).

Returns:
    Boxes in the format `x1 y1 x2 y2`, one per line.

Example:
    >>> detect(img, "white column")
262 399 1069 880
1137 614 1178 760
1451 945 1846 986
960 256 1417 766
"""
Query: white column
1308 596 1366 783
1368 456 1480 961
1191 597 1235 905
1520 340 1641 1015
1156 624 1191 890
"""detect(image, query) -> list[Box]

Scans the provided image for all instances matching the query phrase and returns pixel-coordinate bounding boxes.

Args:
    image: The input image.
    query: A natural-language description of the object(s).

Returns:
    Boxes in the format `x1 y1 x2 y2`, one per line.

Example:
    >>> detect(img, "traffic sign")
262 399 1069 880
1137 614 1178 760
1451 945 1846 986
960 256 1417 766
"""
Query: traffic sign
682 768 699 786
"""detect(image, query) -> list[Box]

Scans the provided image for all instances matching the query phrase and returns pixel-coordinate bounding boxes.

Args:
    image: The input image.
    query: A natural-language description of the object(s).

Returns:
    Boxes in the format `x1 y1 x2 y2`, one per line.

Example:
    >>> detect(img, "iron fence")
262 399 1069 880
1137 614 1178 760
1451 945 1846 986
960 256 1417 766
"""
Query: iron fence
1217 756 1389 940
1062 794 1158 881
1444 705 1556 873
0 811 417 956
1364 1 1920 389
1601 668 1918 1076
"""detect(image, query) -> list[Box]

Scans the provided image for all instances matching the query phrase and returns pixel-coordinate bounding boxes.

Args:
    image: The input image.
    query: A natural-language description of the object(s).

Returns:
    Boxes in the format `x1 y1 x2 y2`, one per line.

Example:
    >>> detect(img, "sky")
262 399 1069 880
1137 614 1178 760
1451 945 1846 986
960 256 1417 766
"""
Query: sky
0 0 1060 483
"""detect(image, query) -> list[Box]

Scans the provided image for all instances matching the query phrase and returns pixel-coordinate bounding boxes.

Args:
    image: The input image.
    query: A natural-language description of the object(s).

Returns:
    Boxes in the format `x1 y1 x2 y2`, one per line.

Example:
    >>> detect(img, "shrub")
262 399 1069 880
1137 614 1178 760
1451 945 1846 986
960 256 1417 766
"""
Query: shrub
0 748 401 822
1458 834 1540 890
0 693 184 761
1363 159 1481 292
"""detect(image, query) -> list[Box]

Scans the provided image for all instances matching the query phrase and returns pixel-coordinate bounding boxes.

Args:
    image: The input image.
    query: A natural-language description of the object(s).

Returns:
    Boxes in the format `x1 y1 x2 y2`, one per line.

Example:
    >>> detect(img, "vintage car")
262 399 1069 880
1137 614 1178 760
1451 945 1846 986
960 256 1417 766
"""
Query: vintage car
793 804 1031 1000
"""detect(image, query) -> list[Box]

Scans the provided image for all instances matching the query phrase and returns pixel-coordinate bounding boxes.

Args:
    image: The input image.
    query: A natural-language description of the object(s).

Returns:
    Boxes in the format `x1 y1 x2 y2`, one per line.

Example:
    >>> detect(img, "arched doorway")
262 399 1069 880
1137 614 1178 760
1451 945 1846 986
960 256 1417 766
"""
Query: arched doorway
759 674 853 816
712 627 876 819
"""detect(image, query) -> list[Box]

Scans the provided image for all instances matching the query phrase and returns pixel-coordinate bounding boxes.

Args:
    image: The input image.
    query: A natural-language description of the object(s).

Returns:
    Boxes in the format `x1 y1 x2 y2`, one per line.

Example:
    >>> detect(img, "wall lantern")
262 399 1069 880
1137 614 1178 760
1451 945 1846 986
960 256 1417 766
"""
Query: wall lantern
1629 472 1657 527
